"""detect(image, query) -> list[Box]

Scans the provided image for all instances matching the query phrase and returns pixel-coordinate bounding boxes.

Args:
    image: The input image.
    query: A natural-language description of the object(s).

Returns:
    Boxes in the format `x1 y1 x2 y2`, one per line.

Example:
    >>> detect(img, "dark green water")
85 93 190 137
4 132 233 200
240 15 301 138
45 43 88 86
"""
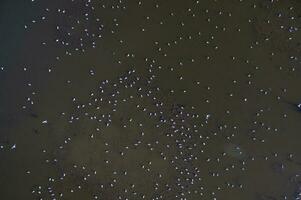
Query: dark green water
1 0 301 199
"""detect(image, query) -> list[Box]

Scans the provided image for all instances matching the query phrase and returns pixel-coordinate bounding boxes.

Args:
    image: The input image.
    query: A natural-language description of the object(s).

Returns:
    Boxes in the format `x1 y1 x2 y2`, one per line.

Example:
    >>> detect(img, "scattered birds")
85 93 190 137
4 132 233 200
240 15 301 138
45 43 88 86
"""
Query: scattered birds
0 0 301 199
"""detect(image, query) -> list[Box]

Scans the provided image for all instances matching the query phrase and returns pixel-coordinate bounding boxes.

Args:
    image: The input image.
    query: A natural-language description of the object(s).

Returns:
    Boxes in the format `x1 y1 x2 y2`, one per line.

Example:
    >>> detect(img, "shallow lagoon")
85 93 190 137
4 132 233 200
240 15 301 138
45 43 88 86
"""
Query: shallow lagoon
0 0 301 199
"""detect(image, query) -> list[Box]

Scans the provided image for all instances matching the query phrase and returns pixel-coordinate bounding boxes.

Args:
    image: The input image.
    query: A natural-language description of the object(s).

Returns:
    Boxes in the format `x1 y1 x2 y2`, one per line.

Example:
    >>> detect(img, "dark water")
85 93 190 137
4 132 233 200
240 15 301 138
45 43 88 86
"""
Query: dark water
0 0 301 199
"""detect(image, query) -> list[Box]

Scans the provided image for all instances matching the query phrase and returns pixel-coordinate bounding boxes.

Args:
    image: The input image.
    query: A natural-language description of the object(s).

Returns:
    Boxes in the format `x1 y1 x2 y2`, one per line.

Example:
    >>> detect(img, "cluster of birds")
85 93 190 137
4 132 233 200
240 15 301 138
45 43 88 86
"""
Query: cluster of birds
1 0 301 199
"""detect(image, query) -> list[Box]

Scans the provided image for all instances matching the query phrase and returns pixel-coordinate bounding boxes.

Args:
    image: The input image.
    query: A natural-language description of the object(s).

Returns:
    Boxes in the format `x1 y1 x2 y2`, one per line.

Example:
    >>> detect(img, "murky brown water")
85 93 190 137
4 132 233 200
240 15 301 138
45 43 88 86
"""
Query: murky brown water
0 0 301 199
